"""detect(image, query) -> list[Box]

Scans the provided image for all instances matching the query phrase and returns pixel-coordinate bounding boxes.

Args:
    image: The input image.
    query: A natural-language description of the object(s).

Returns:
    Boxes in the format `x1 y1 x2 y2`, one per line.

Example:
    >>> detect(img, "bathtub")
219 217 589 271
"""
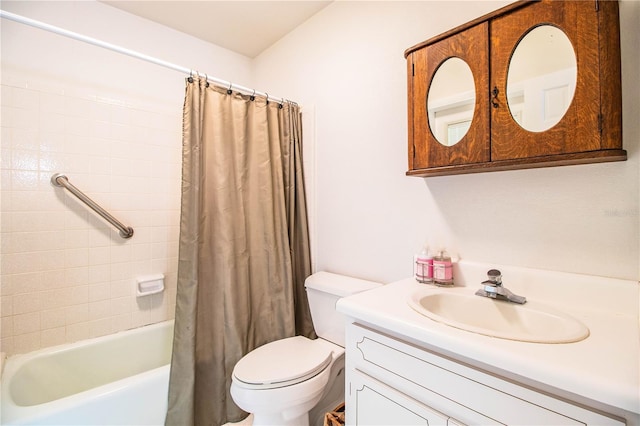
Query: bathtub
1 320 174 425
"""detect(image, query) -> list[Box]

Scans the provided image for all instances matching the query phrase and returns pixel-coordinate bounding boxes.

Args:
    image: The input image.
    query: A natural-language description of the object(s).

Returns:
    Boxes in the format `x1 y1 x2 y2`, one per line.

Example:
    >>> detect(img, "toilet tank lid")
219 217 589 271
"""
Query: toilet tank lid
304 271 382 297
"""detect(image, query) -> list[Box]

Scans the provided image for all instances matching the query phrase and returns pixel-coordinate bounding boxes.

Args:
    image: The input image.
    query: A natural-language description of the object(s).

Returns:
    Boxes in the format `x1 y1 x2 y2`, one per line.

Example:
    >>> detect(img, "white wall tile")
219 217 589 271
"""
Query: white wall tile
14 331 40 353
110 280 132 299
64 248 89 268
1 85 14 106
109 261 132 281
1 174 12 196
88 283 110 302
43 269 67 290
40 112 66 134
111 313 132 332
7 272 41 294
65 267 89 287
1 316 14 337
0 278 14 297
88 247 110 265
13 292 42 315
65 229 89 249
0 337 15 355
11 149 39 171
1 296 14 317
40 326 66 347
41 308 66 329
65 322 89 343
89 300 110 320
110 297 131 316
64 94 93 112
12 128 39 151
13 312 40 334
1 150 13 172
39 131 65 153
89 318 111 338
65 304 89 325
40 92 66 115
90 120 111 140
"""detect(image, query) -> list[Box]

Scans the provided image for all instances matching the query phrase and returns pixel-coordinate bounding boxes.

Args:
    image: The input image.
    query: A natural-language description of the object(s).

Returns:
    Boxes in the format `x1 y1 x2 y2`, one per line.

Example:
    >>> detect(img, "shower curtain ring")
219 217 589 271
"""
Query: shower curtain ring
205 74 209 87
279 97 285 109
188 69 195 83
227 82 233 94
250 89 256 101
265 93 269 104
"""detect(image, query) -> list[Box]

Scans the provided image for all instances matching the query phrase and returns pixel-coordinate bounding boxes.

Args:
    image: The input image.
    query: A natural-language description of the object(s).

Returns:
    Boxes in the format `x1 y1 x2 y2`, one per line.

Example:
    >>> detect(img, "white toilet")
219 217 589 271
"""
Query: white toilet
230 271 381 426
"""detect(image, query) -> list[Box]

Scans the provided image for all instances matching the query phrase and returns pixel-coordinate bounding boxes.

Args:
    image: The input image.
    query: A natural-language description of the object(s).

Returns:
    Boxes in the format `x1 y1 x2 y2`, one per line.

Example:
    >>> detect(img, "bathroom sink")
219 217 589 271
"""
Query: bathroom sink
408 289 589 343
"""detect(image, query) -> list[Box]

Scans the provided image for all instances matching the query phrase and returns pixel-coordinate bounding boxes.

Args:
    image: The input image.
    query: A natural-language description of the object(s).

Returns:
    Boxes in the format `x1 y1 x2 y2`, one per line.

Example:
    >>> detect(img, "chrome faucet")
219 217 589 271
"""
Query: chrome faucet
475 269 526 304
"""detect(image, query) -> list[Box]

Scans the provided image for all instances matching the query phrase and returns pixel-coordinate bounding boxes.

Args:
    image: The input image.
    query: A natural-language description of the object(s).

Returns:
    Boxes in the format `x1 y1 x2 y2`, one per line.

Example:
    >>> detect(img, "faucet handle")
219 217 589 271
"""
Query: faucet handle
483 269 502 286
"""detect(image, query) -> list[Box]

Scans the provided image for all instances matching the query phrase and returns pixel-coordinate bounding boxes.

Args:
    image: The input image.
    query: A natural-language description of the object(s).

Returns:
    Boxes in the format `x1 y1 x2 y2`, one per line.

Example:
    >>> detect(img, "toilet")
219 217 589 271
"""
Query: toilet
230 271 381 426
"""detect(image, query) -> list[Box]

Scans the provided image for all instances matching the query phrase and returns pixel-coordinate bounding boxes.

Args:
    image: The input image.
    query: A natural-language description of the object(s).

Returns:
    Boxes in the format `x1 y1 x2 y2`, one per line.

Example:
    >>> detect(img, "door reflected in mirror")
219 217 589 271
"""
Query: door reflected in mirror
427 57 475 146
507 25 577 132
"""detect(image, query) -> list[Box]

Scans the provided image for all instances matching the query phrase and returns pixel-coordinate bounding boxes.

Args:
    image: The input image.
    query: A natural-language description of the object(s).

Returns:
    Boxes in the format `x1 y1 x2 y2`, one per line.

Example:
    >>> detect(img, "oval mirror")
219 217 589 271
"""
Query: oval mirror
507 25 577 132
427 57 475 146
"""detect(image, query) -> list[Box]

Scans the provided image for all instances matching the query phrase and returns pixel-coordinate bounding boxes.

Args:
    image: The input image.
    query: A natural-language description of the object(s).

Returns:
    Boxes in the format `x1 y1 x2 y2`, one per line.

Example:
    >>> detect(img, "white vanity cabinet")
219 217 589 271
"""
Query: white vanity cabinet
345 322 624 426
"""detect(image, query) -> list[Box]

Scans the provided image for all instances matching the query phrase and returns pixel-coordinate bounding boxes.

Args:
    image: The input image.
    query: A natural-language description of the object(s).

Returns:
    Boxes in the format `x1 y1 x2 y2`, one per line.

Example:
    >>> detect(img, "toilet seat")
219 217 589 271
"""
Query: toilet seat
232 336 333 390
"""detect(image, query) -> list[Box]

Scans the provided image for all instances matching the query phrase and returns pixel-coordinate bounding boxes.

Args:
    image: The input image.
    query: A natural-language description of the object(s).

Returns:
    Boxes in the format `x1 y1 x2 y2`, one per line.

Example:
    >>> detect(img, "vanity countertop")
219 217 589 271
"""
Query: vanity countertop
336 261 640 419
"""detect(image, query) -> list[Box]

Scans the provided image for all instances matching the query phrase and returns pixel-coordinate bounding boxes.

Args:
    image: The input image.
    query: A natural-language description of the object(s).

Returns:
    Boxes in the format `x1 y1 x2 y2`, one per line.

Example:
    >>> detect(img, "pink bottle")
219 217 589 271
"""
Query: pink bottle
415 247 433 284
433 249 453 286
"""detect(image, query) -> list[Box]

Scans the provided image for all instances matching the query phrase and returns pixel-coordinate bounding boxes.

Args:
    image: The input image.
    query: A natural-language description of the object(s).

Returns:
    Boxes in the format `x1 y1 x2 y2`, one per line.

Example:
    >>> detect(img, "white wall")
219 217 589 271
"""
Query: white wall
253 0 640 284
0 1 252 355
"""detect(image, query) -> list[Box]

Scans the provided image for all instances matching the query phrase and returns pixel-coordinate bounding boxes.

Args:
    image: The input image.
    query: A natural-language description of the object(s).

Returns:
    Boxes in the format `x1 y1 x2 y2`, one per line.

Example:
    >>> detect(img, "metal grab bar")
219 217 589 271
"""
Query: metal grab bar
51 173 134 239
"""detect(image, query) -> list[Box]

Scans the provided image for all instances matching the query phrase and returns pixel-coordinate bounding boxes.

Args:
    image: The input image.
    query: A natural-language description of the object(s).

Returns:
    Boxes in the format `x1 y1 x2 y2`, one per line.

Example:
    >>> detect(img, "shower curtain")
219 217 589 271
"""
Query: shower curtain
166 77 315 426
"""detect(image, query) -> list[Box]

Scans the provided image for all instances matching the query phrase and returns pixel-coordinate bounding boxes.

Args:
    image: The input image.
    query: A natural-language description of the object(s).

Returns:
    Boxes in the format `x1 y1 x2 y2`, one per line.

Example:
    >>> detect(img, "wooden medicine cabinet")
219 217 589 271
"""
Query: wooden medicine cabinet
405 0 625 177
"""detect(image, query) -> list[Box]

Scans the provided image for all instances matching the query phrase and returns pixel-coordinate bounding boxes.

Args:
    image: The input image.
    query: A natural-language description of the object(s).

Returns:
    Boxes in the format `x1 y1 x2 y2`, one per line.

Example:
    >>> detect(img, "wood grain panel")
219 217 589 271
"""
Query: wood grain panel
598 0 623 150
490 0 601 160
411 22 489 169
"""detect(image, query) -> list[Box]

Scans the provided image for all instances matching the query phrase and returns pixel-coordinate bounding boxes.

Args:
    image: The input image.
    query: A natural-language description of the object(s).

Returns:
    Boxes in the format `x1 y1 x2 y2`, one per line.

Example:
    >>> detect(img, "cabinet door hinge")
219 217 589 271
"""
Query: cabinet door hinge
412 63 415 77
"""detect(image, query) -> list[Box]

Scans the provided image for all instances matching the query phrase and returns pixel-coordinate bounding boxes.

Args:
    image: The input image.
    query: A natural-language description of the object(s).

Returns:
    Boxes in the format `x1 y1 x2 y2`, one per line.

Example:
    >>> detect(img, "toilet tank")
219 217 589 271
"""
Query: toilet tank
304 272 381 347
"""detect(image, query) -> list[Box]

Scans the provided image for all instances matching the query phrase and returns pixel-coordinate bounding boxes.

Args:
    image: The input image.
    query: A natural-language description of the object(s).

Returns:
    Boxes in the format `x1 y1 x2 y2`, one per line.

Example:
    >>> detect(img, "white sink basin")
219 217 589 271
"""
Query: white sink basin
408 289 589 343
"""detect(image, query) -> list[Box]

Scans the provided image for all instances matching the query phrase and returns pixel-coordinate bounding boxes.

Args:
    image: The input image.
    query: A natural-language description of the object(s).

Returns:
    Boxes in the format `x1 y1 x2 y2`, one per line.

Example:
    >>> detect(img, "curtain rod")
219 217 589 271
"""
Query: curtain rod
0 10 291 104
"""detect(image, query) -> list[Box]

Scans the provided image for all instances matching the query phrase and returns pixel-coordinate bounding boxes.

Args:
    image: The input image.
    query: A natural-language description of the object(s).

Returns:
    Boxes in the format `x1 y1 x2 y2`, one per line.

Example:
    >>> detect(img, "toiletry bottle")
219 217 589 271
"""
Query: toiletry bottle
415 246 433 284
433 249 453 286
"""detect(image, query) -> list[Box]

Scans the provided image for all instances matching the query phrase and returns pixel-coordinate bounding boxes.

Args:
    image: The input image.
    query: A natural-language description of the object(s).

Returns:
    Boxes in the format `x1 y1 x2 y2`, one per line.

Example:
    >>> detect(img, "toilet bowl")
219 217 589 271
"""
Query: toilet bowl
231 337 343 426
230 272 381 426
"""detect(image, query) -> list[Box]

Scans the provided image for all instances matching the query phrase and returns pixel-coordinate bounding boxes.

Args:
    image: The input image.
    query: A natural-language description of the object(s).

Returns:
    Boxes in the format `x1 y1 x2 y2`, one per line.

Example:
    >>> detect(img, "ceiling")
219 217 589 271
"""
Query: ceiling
101 1 332 58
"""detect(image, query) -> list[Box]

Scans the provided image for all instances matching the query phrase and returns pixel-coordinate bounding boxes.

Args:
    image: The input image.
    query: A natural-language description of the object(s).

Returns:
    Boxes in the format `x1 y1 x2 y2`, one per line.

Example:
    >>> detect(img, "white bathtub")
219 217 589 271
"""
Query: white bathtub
1 320 174 425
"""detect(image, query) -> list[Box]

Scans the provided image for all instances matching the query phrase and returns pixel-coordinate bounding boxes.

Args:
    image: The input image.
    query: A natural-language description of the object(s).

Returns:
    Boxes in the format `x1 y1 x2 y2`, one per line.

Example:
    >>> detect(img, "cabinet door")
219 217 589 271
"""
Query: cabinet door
490 0 618 160
409 22 489 169
351 370 448 426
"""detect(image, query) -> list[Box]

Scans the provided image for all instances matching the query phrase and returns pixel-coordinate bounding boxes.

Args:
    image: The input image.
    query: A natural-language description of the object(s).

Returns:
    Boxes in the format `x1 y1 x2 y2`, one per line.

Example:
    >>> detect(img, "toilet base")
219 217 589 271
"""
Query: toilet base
309 359 345 426
252 412 309 426
230 366 330 426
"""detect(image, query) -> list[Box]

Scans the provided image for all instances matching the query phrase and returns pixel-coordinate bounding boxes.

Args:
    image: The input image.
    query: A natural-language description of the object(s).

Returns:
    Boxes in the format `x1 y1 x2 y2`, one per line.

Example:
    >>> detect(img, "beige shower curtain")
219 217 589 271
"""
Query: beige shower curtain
166 77 315 426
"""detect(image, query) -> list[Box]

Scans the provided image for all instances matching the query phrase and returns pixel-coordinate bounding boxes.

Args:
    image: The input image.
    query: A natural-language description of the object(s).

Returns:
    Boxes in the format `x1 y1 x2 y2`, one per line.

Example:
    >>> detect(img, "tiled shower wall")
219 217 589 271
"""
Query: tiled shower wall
0 74 182 356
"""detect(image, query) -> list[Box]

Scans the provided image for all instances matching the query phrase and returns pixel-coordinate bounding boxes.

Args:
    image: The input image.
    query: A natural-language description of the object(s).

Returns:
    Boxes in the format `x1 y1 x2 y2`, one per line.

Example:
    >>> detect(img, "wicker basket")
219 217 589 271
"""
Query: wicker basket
323 402 345 426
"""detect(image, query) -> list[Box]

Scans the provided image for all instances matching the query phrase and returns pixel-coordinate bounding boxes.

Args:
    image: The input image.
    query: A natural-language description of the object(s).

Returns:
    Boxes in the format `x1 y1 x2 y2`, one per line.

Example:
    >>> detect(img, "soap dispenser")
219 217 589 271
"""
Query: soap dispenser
414 246 433 284
433 249 453 286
